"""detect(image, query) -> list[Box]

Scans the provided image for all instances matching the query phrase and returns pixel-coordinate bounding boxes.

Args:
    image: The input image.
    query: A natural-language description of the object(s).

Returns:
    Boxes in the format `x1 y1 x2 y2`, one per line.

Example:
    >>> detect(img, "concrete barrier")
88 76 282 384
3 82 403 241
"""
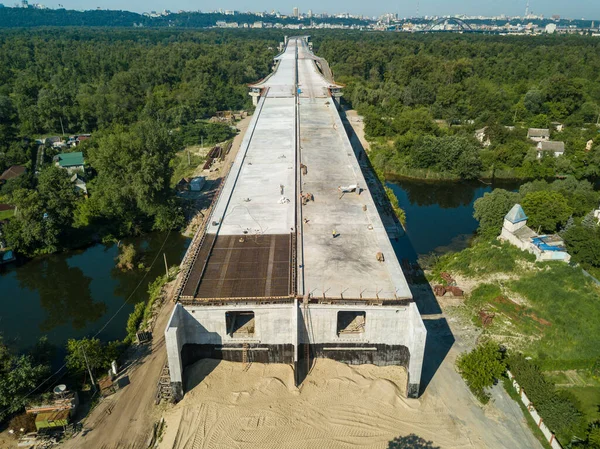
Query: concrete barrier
506 370 563 449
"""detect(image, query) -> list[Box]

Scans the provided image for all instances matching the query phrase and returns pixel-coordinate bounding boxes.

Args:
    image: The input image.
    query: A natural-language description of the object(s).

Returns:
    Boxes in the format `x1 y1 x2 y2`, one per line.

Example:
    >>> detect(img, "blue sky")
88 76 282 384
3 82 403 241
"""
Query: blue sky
45 0 600 20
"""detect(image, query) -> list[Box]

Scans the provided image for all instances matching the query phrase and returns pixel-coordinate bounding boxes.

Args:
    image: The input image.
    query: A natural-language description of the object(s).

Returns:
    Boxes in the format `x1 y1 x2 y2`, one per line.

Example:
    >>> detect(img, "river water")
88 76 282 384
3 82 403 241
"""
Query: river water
0 233 189 359
0 178 518 357
388 178 520 261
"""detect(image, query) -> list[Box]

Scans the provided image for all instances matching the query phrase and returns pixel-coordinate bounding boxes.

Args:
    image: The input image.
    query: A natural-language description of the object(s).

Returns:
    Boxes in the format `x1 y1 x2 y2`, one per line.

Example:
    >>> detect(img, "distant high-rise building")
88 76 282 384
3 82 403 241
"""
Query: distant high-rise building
292 7 299 18
525 0 530 17
307 9 312 18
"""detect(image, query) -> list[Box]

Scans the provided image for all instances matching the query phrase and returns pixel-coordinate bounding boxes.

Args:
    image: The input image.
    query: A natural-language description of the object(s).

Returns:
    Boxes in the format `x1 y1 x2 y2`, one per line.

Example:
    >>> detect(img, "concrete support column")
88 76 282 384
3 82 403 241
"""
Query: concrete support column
165 304 185 401
407 304 427 398
250 92 260 106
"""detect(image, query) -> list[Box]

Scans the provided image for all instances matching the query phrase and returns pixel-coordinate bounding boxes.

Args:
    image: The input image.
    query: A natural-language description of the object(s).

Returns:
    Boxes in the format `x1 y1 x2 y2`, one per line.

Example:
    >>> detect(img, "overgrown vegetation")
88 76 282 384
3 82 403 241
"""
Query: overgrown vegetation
508 354 586 445
0 337 51 421
65 337 122 380
313 33 600 181
0 29 278 256
124 273 170 343
434 240 535 277
116 244 137 271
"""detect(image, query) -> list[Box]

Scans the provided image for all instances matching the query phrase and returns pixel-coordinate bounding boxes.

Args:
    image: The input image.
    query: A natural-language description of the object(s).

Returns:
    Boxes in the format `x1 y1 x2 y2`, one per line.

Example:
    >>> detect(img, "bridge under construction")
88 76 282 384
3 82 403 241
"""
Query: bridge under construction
165 36 426 399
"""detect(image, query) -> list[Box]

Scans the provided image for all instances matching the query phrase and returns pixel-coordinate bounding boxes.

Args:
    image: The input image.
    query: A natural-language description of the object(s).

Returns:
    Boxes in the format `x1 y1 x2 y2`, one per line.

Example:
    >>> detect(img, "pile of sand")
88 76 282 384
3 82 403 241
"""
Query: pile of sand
159 359 472 449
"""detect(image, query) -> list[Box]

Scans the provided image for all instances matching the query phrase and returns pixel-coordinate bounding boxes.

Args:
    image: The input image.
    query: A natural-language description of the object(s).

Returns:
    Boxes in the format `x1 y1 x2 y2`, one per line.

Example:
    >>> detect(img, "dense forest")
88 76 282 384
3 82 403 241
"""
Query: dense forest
313 33 600 180
0 29 279 255
0 8 369 28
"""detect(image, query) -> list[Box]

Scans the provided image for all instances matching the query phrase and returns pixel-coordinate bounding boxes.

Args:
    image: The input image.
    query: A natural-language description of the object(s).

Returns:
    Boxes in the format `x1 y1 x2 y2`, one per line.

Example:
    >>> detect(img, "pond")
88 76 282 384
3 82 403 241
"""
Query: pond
388 178 521 261
0 233 189 361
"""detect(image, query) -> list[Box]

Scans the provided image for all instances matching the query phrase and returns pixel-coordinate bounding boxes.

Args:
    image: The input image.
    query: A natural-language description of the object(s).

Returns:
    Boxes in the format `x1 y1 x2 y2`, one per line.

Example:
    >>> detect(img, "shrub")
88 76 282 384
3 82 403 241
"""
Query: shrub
457 342 506 404
508 354 586 443
116 244 137 271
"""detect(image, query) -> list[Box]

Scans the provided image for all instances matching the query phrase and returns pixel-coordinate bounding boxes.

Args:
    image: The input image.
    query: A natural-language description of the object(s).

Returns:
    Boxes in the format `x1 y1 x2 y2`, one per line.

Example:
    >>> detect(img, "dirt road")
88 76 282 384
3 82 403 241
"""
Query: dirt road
58 116 252 449
59 294 173 449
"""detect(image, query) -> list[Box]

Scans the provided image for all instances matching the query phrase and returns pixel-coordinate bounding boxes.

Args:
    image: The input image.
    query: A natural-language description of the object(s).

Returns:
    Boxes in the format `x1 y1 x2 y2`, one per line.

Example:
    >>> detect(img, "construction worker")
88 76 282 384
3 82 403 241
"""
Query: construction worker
332 229 337 238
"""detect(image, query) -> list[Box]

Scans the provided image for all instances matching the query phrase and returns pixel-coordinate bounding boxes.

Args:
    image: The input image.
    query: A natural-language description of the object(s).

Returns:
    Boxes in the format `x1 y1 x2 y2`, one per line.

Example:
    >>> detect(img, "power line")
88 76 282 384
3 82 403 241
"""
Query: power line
0 224 176 417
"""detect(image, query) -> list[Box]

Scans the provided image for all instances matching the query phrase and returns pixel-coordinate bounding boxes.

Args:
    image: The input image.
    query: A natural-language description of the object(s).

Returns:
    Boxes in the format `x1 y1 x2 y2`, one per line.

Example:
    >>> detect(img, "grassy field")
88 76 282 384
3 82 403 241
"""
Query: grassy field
567 387 600 423
436 242 600 370
508 263 600 366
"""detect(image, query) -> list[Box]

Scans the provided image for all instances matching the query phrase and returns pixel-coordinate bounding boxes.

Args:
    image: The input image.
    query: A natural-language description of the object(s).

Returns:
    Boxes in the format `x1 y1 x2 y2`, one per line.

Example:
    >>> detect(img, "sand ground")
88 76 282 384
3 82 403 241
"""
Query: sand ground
157 312 542 449
159 359 470 449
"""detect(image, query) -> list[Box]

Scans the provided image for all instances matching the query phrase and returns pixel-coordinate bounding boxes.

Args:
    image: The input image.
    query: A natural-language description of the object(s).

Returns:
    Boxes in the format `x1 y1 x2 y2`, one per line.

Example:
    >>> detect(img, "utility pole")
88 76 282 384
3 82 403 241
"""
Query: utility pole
164 253 169 278
80 344 96 392
59 117 65 138
187 149 191 166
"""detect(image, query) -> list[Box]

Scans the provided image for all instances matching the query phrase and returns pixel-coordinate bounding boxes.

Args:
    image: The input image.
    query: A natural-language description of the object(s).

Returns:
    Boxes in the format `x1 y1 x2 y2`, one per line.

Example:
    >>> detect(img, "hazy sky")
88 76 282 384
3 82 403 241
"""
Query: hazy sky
44 0 600 19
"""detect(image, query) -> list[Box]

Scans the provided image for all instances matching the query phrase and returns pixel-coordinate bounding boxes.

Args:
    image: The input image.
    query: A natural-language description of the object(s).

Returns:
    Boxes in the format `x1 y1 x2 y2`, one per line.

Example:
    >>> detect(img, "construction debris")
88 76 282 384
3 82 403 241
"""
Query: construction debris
433 285 464 297
301 192 314 205
338 184 360 194
440 272 456 286
479 310 496 327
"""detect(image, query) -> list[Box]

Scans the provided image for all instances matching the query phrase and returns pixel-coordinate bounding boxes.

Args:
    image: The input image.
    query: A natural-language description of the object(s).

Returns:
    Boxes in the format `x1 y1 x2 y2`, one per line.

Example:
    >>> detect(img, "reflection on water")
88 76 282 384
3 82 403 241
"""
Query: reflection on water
16 257 106 332
388 178 521 258
0 233 189 358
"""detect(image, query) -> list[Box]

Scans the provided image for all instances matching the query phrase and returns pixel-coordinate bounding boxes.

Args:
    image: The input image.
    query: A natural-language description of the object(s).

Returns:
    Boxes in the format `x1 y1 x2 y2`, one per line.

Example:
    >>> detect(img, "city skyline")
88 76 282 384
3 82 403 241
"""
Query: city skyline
16 0 600 20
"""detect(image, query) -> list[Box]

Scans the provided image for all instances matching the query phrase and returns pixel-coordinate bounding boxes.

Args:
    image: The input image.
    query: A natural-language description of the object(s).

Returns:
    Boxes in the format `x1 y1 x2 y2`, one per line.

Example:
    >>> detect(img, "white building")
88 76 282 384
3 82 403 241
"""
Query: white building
536 141 565 158
527 128 550 142
499 204 570 262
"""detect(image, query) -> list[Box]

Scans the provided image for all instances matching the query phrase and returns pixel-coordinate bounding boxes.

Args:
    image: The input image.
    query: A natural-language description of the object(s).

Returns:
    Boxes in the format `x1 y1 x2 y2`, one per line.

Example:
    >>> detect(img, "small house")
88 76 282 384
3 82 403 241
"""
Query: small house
44 136 62 146
55 152 84 174
586 139 594 152
536 141 565 159
34 410 70 431
551 122 564 132
474 127 491 147
527 128 550 142
70 174 87 195
499 204 570 262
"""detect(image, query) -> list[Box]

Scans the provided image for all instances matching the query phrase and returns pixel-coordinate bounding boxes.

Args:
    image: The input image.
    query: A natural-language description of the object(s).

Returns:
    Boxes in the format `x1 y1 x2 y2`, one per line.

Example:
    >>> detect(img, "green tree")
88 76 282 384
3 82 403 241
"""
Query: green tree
563 225 600 268
473 189 521 239
3 166 79 255
0 339 50 421
65 338 120 379
87 120 182 235
456 342 506 404
521 191 573 233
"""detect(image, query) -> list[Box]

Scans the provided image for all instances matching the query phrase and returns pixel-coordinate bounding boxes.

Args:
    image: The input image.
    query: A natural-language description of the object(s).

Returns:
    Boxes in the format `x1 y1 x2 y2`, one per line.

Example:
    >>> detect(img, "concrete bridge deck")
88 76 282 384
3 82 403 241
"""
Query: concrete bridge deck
167 37 426 399
180 37 411 303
